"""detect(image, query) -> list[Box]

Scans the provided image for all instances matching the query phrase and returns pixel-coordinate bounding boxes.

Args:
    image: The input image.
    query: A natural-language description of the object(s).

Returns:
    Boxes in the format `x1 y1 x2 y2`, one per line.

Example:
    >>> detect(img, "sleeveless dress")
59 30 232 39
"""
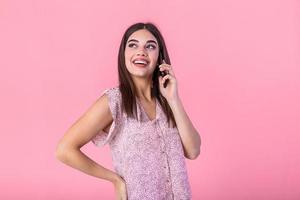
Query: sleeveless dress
91 86 192 200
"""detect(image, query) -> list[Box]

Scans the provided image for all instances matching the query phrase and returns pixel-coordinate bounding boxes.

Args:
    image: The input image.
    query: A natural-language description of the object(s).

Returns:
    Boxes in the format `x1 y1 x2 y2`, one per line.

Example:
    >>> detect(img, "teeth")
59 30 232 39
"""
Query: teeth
133 60 147 64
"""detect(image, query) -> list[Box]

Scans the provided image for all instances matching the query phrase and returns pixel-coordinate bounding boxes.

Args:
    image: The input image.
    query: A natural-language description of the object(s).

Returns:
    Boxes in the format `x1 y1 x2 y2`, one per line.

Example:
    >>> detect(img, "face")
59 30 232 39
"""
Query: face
125 29 159 79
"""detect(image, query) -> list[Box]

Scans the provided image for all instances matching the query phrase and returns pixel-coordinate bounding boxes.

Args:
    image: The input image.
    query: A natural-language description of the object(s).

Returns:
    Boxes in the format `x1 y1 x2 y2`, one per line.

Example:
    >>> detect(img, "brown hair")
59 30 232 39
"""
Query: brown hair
117 22 176 128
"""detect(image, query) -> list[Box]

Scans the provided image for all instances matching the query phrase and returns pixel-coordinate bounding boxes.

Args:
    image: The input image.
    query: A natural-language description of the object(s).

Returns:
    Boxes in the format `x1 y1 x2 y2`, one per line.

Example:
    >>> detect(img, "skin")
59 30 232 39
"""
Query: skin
125 29 159 102
55 29 200 200
125 29 201 160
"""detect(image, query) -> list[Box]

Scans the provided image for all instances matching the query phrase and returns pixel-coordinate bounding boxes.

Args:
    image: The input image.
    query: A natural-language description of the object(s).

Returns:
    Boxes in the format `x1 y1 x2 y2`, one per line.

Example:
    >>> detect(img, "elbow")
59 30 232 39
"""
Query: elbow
188 133 201 160
55 138 82 163
55 141 69 162
185 148 200 160
188 150 200 160
55 146 65 162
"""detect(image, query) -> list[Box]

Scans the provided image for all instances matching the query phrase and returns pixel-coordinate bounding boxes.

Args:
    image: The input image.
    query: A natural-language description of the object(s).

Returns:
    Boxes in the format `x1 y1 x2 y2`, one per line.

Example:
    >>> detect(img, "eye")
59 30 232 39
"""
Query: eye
147 44 156 50
128 43 137 48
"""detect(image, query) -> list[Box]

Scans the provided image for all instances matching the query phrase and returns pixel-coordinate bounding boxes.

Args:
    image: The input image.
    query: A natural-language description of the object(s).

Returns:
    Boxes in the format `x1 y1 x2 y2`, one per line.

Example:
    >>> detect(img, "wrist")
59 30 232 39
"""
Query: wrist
167 96 181 108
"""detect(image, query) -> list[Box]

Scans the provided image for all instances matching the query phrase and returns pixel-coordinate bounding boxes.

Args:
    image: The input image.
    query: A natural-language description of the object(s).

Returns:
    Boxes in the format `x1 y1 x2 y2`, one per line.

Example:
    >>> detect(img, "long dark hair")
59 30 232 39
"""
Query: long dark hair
117 22 176 128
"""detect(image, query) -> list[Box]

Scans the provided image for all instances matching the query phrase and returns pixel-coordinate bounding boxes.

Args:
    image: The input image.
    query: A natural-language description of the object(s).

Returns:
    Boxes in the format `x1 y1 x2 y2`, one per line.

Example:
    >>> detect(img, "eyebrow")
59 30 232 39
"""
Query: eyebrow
127 39 157 45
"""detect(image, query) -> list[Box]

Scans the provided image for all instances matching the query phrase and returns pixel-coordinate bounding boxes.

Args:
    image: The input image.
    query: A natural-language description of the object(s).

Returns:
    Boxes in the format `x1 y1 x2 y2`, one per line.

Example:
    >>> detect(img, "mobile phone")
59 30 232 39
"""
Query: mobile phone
158 57 169 88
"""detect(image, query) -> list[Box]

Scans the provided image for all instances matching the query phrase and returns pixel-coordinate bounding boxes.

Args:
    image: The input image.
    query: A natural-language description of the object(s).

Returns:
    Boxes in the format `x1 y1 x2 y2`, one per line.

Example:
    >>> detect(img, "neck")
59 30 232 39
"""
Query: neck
132 76 153 102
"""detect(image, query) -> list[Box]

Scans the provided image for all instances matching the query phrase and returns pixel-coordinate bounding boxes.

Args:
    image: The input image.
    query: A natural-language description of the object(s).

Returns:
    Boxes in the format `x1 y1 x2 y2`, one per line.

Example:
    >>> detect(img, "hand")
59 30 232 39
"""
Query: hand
113 175 128 200
158 60 179 102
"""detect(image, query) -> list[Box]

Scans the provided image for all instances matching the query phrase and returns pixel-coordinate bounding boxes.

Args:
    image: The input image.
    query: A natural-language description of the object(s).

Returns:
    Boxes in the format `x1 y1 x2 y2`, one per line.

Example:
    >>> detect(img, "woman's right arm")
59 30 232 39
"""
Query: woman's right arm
55 93 122 185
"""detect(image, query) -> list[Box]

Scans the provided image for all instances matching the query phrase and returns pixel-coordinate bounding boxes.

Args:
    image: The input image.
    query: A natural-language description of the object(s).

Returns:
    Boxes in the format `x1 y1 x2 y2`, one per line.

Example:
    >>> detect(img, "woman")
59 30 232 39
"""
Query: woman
55 22 201 200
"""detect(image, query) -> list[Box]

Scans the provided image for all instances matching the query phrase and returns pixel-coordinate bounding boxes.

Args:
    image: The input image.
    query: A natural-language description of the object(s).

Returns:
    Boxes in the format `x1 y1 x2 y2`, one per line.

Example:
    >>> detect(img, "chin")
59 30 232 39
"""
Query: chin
130 71 152 78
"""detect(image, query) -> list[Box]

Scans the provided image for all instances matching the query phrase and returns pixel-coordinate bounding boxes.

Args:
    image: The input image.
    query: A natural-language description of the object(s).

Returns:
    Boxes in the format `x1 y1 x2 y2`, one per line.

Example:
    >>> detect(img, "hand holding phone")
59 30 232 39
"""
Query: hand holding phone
159 59 169 88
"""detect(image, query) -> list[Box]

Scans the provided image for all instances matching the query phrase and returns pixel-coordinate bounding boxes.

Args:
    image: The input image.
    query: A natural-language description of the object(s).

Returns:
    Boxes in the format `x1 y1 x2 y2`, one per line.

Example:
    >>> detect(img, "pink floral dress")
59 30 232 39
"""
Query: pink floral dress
92 86 192 200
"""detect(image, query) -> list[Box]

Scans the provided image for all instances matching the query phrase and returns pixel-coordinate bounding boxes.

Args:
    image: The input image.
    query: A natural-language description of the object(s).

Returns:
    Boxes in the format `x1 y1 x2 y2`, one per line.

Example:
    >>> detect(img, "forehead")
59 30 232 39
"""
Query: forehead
127 29 158 43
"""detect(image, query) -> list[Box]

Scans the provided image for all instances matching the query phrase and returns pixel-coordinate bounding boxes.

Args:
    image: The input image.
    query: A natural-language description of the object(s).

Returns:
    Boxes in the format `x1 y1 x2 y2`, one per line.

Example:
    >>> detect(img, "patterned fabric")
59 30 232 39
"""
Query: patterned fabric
92 86 192 200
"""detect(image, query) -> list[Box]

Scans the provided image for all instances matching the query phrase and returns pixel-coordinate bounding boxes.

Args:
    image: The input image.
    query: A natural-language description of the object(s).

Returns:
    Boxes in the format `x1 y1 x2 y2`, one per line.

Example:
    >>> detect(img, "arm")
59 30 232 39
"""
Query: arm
168 97 201 160
55 94 121 184
158 60 201 160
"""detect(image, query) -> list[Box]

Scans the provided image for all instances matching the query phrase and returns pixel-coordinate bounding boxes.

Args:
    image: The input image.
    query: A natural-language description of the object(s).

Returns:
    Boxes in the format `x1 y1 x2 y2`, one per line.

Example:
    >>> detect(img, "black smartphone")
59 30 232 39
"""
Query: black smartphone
158 56 169 88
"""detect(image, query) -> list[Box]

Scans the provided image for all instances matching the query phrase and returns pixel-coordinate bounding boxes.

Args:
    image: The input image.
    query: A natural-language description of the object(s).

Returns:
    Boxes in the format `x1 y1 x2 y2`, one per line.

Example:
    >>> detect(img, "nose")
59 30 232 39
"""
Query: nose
136 49 148 57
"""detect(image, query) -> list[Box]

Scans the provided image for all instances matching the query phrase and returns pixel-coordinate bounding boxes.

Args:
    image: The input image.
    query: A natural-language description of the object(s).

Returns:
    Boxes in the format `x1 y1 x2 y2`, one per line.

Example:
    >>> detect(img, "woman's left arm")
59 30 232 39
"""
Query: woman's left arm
168 97 201 160
158 60 201 160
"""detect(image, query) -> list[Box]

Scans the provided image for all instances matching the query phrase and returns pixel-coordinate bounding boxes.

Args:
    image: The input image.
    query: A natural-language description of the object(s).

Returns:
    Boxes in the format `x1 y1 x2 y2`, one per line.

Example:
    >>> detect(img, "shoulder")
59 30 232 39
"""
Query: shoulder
97 86 121 107
103 86 121 97
98 86 121 102
99 86 122 118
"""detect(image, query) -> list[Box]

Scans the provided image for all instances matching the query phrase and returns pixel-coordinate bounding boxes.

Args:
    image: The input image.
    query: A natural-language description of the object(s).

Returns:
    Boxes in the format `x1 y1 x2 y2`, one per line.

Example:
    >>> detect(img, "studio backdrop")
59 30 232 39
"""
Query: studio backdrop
0 0 299 199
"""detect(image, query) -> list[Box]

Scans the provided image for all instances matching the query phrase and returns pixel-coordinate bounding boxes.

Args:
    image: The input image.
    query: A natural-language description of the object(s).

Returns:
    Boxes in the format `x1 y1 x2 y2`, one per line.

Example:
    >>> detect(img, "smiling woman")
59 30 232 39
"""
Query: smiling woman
56 22 200 200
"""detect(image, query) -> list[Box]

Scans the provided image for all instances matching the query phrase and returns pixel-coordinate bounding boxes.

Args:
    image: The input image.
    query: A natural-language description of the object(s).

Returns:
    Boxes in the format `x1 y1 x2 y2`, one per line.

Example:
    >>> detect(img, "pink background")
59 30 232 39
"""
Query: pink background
1 0 299 199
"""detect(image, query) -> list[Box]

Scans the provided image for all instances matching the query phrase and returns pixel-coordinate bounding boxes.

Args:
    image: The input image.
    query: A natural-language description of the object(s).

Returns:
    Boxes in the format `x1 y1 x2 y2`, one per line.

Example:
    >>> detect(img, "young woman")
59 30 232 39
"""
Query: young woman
56 22 201 200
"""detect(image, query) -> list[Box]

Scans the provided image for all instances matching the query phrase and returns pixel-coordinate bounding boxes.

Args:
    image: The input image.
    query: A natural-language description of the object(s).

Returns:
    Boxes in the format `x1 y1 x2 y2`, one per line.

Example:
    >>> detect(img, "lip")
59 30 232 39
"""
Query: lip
132 57 150 64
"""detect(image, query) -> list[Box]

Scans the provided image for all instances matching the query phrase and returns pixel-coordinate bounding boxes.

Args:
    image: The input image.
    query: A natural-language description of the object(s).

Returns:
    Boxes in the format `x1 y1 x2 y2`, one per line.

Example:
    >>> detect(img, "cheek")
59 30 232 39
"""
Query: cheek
125 48 134 60
124 50 134 69
151 49 159 57
150 51 159 63
124 51 131 63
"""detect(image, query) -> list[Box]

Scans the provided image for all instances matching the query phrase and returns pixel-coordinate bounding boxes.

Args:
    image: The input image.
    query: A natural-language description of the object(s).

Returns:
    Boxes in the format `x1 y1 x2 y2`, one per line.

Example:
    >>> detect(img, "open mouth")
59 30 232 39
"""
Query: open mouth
132 59 149 68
